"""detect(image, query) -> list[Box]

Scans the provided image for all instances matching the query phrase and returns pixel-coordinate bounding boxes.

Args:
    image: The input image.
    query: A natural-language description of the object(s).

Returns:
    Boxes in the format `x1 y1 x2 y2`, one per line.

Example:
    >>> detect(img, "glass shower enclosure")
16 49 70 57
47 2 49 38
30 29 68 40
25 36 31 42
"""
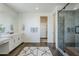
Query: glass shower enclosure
58 9 79 55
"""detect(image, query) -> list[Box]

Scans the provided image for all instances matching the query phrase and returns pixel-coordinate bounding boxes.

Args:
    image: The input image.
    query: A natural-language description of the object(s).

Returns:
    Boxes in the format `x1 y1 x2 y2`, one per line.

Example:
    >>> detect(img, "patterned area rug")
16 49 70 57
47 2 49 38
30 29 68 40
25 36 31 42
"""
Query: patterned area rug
18 47 52 56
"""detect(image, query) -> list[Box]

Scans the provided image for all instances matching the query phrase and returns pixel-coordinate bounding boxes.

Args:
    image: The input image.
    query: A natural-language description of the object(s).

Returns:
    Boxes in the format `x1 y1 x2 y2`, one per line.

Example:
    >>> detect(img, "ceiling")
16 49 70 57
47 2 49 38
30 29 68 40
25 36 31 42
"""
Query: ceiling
5 3 66 13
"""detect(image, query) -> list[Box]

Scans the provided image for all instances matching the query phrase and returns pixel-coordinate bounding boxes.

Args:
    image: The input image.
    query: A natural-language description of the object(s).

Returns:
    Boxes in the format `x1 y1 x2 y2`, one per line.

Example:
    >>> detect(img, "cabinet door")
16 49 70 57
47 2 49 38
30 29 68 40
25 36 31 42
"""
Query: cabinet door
18 35 22 44
14 35 19 47
9 36 15 51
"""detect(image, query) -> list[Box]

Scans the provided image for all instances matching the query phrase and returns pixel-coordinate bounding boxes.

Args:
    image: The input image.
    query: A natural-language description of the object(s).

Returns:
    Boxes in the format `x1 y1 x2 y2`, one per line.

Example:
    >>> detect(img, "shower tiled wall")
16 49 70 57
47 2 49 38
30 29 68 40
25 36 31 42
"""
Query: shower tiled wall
75 10 79 47
64 11 75 47
58 10 79 51
58 11 76 50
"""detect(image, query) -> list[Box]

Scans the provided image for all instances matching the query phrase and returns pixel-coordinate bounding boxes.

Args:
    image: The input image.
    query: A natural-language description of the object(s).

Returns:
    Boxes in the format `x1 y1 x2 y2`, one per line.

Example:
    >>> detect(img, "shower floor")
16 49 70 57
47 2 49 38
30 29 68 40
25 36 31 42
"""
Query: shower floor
65 47 79 56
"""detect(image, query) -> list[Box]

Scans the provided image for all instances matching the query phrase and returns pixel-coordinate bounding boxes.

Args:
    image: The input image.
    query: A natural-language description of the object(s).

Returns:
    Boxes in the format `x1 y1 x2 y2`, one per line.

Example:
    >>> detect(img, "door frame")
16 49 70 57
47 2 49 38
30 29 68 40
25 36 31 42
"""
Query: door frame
40 16 48 41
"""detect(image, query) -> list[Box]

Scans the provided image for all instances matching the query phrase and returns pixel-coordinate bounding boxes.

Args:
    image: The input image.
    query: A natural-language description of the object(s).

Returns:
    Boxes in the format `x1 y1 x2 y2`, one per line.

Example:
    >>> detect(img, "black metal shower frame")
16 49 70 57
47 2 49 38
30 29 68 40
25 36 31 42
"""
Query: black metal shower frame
58 3 70 52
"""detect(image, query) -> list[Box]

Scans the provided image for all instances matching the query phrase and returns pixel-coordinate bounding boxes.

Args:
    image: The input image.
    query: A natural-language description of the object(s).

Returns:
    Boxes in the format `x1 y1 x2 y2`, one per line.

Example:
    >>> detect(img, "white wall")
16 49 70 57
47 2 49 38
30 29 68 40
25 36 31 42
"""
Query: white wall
0 4 57 44
52 7 59 48
18 13 54 43
0 4 18 33
48 13 54 43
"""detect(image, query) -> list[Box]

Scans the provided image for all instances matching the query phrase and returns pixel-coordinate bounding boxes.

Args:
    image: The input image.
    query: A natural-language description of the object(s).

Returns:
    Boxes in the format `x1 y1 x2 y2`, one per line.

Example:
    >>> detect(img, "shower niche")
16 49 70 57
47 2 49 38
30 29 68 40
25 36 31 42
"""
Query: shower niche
75 26 79 34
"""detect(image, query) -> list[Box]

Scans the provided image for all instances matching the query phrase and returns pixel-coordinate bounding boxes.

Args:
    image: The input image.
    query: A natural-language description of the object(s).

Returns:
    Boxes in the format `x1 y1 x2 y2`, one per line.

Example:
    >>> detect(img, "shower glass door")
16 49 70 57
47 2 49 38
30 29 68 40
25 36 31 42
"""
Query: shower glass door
58 10 76 52
58 12 65 51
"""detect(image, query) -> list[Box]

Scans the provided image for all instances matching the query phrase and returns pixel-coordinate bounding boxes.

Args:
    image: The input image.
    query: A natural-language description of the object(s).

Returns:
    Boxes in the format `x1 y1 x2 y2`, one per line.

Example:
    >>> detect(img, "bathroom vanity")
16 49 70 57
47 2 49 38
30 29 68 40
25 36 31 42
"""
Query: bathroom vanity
0 33 23 54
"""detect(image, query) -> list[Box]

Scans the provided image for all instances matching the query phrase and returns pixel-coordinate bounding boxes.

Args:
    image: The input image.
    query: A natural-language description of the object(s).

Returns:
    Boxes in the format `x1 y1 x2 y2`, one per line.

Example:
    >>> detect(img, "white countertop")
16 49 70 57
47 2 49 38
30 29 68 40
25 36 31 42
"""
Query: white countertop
0 33 23 46
0 33 23 38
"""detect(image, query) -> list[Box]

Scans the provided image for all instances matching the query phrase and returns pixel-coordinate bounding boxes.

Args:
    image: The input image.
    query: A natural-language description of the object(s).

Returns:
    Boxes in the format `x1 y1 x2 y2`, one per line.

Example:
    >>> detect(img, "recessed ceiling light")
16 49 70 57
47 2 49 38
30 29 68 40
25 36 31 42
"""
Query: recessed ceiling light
35 7 39 10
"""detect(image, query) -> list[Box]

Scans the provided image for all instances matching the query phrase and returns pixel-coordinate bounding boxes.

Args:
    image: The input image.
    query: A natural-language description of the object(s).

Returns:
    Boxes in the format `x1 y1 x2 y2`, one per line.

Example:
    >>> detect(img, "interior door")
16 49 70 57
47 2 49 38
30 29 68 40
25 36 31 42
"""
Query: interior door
40 16 47 39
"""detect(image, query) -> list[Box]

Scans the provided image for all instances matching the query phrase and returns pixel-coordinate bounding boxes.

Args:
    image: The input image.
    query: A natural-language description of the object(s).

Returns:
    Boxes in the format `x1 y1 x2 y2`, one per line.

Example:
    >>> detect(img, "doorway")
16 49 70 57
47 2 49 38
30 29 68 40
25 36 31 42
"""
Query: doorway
40 16 48 44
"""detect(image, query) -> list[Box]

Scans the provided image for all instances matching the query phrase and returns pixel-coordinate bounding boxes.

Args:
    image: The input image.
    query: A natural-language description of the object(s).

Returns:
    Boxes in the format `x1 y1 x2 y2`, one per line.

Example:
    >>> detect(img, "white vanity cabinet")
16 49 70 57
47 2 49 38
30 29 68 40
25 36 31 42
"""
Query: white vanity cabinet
0 38 9 54
9 34 22 52
18 35 23 45
0 34 23 54
13 35 19 47
9 36 15 51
